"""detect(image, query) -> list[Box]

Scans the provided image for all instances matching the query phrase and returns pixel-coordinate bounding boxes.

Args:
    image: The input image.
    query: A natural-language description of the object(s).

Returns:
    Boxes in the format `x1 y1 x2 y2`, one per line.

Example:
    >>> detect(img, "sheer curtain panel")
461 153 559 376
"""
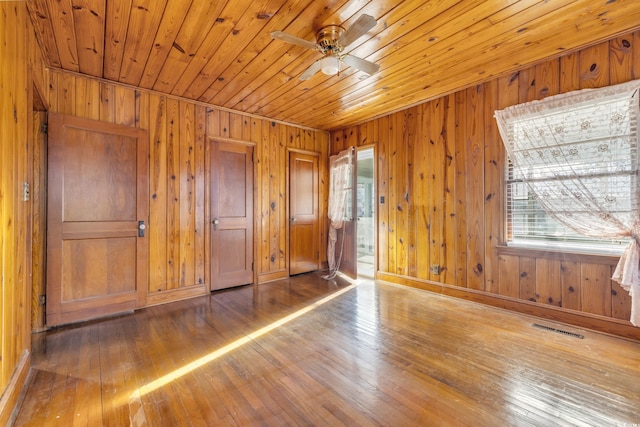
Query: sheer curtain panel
495 79 640 326
324 148 353 279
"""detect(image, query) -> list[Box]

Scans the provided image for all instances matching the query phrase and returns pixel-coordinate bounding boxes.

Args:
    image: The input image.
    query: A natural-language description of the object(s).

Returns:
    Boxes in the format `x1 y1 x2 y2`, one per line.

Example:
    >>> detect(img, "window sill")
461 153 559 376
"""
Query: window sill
497 244 622 265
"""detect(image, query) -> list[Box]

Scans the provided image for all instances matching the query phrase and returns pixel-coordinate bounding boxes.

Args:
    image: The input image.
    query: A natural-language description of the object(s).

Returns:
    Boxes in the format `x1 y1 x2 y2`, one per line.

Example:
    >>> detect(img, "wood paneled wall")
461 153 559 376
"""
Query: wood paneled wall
45 69 330 301
0 1 50 423
331 30 640 339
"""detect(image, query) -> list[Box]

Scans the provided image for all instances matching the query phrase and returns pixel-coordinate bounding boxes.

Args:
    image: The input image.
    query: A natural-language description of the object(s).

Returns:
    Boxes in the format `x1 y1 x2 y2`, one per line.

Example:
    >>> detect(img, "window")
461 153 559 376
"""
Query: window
496 80 640 254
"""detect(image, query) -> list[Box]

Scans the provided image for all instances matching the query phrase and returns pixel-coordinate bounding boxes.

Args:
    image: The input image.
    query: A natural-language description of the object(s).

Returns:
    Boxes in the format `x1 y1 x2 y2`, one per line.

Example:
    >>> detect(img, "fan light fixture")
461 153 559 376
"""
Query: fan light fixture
321 56 340 75
270 14 380 81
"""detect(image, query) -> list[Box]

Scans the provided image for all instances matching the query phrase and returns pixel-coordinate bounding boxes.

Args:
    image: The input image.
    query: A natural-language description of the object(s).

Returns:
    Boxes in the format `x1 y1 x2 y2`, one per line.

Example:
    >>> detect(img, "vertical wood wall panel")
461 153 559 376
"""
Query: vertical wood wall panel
1 2 50 422
465 85 485 291
498 255 519 299
581 264 612 317
579 43 610 89
99 81 115 122
612 37 633 84
519 257 537 303
414 105 429 280
453 91 468 287
442 95 456 286
377 115 389 274
395 112 408 277
179 102 196 288
149 94 167 292
611 273 632 321
278 124 287 272
1 2 21 390
387 115 398 274
194 105 207 286
634 32 640 79
330 28 640 330
115 85 135 126
483 79 500 295
257 119 270 273
428 102 444 283
406 108 417 279
165 98 181 290
536 259 562 307
560 260 581 311
269 123 280 271
560 51 581 92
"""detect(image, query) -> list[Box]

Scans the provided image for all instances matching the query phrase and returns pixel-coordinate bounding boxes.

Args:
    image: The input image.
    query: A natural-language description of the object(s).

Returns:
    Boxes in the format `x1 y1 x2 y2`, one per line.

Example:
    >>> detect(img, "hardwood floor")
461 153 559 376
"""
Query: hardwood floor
14 272 640 426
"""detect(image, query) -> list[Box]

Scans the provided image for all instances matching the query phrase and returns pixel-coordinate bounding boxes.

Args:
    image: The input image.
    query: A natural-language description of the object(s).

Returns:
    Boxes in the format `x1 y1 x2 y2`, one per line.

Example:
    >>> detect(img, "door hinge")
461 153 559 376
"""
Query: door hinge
251 262 254 272
40 122 48 134
252 151 255 163
38 294 46 306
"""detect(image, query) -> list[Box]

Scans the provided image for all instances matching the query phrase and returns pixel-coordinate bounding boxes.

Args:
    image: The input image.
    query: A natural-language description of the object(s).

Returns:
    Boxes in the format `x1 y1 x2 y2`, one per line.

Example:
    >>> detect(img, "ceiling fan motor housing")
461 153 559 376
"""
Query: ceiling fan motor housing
316 25 345 54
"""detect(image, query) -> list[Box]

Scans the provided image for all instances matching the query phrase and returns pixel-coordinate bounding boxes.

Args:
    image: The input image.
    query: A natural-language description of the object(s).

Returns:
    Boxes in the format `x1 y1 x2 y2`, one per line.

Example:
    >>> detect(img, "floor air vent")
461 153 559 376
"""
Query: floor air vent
532 323 584 339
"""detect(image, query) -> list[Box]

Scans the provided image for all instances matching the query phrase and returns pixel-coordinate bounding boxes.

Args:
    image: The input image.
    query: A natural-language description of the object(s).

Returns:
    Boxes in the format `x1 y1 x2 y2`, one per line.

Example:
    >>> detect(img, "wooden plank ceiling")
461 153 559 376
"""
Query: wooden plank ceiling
27 0 640 131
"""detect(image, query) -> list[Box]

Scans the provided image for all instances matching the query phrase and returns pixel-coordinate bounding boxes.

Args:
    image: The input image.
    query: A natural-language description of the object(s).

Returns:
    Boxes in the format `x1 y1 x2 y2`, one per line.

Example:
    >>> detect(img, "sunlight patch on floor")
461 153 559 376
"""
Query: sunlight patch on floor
128 282 358 409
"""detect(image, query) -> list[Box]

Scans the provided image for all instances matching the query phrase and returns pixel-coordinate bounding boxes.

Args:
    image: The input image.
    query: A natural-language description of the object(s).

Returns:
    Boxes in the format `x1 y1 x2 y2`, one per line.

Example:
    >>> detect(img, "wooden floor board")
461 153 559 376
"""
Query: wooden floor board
13 272 640 426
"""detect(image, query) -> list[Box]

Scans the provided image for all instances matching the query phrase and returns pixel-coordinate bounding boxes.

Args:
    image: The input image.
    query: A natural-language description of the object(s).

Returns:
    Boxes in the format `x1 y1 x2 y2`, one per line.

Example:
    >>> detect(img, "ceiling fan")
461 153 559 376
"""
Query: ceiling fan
270 14 380 80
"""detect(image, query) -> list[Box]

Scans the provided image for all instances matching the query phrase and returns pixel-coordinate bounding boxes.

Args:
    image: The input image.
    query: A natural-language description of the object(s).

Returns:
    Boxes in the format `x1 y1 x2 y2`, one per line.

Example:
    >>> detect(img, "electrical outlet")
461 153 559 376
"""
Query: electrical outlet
431 264 440 275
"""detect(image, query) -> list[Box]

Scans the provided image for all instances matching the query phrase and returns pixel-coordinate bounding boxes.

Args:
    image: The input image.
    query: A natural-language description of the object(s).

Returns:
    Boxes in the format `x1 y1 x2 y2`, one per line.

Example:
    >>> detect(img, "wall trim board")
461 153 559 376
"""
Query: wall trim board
257 270 289 284
145 285 208 307
47 68 329 135
377 272 640 341
0 350 30 427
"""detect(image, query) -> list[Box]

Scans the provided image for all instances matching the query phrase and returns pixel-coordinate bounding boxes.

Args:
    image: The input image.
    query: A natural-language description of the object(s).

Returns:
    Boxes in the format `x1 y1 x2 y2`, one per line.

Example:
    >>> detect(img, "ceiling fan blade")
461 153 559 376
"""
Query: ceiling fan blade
270 31 318 51
299 59 323 80
338 14 377 48
342 54 380 76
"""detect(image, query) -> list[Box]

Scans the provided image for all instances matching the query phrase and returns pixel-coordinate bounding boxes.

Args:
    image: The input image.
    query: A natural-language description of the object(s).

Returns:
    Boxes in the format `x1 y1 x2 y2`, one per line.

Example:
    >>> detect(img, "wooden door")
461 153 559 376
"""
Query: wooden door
46 113 148 326
289 151 320 275
211 141 254 290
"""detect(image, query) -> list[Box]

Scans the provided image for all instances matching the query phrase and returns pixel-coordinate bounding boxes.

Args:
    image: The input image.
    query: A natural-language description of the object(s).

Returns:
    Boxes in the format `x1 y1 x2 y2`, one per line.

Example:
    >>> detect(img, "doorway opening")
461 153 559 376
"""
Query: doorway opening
356 147 375 278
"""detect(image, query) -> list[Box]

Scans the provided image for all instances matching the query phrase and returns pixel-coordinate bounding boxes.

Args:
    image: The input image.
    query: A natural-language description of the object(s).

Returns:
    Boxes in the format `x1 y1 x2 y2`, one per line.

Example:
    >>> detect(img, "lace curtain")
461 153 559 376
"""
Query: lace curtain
324 148 353 279
495 79 640 326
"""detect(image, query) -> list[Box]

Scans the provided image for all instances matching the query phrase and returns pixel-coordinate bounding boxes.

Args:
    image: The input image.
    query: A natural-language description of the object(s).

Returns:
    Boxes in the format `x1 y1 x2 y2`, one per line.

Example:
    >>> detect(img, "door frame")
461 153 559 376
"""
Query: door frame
30 78 49 332
286 148 321 276
208 137 257 289
356 145 377 278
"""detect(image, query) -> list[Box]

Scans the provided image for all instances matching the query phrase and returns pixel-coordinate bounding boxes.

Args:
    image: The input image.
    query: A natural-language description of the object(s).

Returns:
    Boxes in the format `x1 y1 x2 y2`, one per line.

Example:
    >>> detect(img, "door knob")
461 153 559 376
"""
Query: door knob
138 221 146 237
290 217 296 223
213 218 220 230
